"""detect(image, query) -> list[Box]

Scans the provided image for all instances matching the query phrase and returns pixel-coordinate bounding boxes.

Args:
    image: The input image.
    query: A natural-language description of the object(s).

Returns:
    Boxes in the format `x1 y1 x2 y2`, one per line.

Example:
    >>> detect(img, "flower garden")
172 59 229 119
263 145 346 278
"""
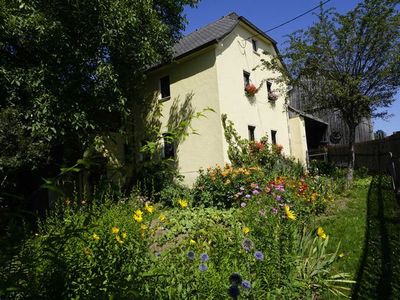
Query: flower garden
0 131 358 299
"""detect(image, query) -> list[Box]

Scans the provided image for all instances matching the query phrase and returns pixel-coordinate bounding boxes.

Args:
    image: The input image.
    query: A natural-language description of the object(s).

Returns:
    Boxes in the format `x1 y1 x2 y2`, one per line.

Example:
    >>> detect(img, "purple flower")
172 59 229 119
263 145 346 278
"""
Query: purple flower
252 190 259 195
228 286 240 298
242 238 254 252
187 251 195 260
254 250 264 261
241 280 251 289
200 253 209 262
245 194 251 199
271 207 278 214
276 195 282 201
199 264 208 272
241 202 247 208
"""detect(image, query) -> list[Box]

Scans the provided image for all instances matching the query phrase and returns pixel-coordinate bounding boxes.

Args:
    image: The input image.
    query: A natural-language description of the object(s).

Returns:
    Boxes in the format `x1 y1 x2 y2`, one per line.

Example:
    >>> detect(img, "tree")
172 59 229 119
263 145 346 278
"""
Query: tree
0 0 197 203
269 0 400 183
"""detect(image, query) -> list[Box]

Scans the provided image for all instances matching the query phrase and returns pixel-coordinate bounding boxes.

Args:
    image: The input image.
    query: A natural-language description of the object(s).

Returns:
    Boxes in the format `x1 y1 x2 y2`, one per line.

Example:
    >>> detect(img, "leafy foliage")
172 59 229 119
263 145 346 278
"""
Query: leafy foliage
266 0 400 182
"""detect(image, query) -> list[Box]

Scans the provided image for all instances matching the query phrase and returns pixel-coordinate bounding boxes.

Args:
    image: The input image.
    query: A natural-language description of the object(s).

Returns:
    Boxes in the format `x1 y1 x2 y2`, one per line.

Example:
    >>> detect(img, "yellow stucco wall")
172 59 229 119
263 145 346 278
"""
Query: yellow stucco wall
145 22 304 185
215 23 292 162
146 48 225 184
288 116 308 165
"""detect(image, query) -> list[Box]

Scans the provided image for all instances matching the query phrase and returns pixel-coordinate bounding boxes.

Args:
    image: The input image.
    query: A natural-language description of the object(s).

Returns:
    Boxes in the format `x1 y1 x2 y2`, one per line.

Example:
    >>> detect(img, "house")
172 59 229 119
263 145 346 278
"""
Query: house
144 12 308 184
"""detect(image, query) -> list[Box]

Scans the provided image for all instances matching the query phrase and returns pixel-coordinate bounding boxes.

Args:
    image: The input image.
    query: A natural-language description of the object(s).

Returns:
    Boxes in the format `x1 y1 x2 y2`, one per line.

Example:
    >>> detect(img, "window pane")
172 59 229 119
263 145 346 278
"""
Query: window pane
243 71 250 87
163 133 174 158
252 39 257 52
160 76 170 98
248 126 255 141
271 130 277 145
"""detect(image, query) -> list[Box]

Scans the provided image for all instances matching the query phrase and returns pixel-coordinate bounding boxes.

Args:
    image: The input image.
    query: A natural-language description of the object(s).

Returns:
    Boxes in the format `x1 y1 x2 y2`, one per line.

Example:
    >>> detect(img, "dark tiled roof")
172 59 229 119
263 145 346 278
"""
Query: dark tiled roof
172 12 240 59
148 12 279 71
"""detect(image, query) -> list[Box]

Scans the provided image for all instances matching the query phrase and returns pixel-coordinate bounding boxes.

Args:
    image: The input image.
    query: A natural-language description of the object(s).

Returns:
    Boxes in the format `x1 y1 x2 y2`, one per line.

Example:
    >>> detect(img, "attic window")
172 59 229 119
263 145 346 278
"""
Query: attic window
243 71 250 88
160 76 170 99
251 39 257 52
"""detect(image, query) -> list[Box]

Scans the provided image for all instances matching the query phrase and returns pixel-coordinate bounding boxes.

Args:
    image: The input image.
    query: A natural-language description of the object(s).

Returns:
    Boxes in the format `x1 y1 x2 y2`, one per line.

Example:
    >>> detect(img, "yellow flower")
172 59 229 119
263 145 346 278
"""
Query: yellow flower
92 233 100 241
140 224 148 237
338 252 345 258
190 239 196 245
316 227 327 240
284 205 296 221
242 226 250 235
310 192 318 202
145 203 154 214
121 232 127 239
178 199 188 208
133 209 143 223
83 247 92 256
159 214 167 222
111 226 119 234
115 235 123 245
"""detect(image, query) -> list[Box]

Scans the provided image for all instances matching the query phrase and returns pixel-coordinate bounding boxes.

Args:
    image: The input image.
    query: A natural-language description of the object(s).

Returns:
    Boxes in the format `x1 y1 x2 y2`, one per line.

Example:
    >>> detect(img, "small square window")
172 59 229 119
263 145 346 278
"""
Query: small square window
271 130 277 145
160 76 170 99
251 39 257 52
243 71 250 88
248 126 256 141
162 133 175 159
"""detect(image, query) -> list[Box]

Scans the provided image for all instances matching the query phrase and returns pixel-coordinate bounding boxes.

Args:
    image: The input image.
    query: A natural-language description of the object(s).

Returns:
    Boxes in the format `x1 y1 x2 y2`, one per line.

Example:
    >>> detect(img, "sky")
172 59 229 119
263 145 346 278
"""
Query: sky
183 0 400 136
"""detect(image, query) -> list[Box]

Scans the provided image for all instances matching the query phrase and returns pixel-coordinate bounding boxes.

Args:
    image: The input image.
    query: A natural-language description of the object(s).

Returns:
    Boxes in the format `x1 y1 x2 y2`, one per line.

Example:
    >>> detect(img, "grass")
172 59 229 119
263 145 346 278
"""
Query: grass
313 175 400 299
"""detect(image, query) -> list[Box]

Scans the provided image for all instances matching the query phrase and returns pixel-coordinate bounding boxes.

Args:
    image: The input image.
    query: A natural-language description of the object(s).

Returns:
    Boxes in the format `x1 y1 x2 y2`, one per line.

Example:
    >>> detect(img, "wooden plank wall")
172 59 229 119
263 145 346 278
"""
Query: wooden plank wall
328 133 400 171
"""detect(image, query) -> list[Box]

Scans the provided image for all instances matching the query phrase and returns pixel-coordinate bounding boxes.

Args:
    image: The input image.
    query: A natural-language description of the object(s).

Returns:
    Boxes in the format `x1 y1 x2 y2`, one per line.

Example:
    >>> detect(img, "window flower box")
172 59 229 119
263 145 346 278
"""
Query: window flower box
268 91 278 101
245 83 257 97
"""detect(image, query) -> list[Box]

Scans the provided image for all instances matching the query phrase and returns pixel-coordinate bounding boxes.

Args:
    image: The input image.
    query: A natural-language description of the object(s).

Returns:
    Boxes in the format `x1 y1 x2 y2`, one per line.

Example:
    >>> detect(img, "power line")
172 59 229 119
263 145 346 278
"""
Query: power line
245 0 332 40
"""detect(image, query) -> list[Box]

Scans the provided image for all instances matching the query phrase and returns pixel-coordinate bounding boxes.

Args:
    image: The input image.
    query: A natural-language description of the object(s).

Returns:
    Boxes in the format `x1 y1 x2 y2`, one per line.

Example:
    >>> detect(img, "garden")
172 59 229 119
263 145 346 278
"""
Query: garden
0 118 366 300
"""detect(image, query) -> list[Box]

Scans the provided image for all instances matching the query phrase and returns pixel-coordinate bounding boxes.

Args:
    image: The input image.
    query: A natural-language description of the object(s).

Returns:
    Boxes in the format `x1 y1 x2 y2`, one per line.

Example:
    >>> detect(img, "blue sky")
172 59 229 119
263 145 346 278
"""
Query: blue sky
183 0 400 135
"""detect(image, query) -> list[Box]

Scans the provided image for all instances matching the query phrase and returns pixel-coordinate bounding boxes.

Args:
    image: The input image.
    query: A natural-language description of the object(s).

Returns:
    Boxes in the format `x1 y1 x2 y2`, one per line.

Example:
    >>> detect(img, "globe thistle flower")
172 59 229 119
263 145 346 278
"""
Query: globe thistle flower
200 253 209 262
199 264 208 272
241 202 246 208
241 280 251 289
228 285 240 298
229 273 242 286
254 250 264 261
242 238 254 252
187 251 195 260
245 194 251 199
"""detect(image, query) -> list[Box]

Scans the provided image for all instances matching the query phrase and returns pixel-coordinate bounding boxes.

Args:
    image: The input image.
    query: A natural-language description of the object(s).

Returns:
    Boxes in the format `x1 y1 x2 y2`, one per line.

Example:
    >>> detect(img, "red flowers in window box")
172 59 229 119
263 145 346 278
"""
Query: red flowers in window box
245 84 257 97
268 91 278 101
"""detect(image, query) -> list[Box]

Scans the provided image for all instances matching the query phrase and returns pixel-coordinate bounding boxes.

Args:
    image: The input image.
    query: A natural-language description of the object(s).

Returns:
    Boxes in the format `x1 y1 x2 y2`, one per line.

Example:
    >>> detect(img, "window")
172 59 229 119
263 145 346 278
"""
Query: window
162 133 175 159
248 126 256 141
243 71 250 88
266 81 272 95
160 76 170 99
271 130 277 145
251 39 257 52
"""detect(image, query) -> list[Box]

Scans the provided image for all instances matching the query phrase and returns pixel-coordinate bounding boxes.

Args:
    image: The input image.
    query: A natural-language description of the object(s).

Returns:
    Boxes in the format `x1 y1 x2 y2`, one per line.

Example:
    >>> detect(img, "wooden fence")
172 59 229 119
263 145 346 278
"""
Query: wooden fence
328 132 400 172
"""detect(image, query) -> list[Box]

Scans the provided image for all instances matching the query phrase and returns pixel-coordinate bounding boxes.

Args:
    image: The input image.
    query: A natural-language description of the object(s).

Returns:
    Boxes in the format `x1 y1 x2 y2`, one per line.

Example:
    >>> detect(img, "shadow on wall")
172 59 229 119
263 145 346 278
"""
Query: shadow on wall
352 175 400 299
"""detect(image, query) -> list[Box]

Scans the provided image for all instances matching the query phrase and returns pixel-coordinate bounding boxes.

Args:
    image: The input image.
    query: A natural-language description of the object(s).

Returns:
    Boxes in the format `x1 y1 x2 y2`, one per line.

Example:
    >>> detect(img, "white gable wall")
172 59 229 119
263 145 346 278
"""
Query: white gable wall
215 23 292 161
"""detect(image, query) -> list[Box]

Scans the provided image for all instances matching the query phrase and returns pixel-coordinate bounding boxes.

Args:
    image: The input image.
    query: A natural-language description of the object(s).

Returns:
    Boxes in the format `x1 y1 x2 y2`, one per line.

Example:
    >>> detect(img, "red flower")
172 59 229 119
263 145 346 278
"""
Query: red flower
245 84 257 96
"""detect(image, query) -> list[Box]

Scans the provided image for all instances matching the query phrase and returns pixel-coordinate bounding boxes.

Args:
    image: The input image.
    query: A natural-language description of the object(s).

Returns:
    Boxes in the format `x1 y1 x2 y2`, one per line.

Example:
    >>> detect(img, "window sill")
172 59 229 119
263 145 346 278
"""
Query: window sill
160 96 171 102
